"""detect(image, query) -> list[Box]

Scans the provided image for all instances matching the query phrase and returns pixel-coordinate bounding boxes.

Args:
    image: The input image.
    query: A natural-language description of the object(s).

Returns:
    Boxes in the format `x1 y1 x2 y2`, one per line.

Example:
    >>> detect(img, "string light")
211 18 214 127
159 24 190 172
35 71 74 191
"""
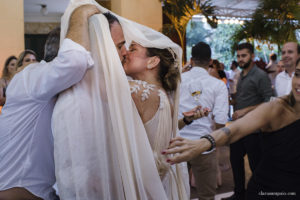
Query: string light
195 15 245 25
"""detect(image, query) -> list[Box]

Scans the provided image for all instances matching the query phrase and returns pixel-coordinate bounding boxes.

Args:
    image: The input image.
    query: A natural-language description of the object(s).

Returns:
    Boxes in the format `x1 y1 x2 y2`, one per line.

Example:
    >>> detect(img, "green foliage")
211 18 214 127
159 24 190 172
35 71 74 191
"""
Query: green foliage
159 0 218 60
232 0 300 51
186 20 241 68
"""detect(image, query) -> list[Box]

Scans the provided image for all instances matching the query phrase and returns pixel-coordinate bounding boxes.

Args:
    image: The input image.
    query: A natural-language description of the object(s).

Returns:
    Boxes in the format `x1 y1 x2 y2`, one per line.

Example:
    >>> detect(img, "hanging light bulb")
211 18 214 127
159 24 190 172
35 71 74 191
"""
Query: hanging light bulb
40 4 48 16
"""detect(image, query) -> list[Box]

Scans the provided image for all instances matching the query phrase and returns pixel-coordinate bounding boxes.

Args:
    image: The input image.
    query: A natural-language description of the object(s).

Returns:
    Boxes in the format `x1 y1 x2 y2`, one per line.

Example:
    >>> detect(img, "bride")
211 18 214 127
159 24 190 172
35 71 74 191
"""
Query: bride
124 42 188 198
52 0 188 199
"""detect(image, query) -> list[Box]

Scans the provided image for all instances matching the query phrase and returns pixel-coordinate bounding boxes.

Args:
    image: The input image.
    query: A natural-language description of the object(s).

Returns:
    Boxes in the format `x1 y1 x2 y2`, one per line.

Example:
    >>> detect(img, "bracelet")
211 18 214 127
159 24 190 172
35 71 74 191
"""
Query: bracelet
183 117 193 125
200 134 216 152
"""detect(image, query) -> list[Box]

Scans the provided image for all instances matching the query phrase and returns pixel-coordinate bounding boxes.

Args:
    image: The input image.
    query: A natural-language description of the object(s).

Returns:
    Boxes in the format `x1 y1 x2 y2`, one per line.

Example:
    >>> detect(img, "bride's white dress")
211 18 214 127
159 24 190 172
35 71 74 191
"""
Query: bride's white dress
130 80 189 200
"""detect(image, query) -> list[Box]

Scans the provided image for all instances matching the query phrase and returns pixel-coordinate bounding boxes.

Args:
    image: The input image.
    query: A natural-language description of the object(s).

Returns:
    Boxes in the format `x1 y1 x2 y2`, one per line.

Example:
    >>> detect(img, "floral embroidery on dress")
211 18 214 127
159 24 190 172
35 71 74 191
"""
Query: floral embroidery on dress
158 90 166 109
129 80 156 101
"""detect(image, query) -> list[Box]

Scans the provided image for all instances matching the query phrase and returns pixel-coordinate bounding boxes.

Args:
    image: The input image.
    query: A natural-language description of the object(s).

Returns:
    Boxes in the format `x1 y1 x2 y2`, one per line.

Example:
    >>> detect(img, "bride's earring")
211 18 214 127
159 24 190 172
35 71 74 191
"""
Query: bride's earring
147 65 152 69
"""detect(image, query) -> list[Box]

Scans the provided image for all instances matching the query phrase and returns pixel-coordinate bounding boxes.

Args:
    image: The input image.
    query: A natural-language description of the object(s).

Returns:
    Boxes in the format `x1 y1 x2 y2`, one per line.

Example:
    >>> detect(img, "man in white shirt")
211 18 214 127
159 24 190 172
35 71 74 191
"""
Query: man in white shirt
179 42 228 200
265 53 277 87
0 5 99 200
275 42 300 97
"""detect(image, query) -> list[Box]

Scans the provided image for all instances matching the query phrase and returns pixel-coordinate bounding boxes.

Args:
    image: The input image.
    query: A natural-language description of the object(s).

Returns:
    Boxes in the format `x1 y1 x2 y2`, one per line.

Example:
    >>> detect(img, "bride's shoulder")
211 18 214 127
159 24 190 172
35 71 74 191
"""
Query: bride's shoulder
129 80 162 123
129 80 160 102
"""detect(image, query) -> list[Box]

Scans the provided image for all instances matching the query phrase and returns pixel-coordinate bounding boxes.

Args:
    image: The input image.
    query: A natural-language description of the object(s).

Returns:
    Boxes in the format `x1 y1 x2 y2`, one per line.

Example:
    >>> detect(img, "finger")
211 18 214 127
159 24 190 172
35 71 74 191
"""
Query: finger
195 105 202 111
167 156 184 164
163 146 184 155
182 111 194 117
168 140 185 149
196 109 206 118
169 136 184 144
167 152 190 164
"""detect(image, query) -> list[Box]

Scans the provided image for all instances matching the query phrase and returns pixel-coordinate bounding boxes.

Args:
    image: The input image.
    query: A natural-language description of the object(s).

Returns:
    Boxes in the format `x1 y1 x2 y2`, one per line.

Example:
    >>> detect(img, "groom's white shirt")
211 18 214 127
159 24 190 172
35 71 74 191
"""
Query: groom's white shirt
0 39 93 200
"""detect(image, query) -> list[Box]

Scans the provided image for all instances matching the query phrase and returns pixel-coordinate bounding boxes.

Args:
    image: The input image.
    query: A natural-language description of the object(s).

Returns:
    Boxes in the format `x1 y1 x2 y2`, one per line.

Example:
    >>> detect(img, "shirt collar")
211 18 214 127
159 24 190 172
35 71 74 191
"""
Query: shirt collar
283 70 294 78
241 65 257 79
190 66 209 75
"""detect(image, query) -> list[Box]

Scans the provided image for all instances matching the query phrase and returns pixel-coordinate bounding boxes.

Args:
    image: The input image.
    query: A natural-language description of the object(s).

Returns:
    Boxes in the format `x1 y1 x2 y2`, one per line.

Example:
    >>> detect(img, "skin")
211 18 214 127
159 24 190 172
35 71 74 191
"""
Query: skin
123 42 162 123
0 80 5 106
22 54 36 67
164 62 300 164
123 42 161 86
281 42 300 76
236 48 254 74
110 22 127 64
178 106 210 130
208 66 220 79
0 4 100 200
276 60 284 74
7 59 17 75
66 5 100 51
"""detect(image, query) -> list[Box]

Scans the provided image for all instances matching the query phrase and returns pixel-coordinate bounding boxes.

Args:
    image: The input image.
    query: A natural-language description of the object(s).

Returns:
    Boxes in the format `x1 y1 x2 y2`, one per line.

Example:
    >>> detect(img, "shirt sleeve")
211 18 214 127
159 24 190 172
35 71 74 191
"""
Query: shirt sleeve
257 72 273 102
23 38 94 101
274 74 280 97
212 81 229 125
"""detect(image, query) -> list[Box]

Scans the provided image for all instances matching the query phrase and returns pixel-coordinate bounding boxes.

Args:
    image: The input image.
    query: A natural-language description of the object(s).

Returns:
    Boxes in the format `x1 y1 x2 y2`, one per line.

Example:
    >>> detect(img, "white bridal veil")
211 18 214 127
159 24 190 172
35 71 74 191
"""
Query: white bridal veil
52 0 187 199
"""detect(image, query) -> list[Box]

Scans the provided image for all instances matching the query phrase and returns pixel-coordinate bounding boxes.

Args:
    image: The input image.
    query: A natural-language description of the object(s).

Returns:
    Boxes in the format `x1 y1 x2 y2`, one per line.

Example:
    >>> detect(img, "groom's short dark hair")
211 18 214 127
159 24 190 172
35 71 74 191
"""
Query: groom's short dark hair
44 27 60 62
103 12 120 29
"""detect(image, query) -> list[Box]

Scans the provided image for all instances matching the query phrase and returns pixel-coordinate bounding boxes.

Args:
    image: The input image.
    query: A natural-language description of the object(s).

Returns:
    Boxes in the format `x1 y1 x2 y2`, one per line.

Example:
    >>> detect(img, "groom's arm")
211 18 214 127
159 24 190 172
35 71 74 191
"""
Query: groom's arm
66 4 100 51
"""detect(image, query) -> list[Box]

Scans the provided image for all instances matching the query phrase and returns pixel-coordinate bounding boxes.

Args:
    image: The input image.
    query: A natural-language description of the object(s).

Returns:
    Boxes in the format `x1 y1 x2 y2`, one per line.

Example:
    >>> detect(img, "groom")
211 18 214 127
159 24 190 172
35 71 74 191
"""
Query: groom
0 5 99 200
103 12 127 63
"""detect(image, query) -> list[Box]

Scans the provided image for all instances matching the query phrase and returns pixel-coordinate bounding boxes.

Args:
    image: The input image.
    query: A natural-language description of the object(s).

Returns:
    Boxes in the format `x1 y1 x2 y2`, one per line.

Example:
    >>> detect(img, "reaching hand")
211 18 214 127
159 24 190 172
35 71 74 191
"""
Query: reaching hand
162 137 208 164
182 61 192 73
182 106 210 122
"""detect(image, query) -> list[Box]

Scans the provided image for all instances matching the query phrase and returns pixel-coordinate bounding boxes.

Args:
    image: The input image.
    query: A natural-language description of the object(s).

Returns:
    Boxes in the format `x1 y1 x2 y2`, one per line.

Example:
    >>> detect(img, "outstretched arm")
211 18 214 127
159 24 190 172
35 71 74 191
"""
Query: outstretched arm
164 101 276 164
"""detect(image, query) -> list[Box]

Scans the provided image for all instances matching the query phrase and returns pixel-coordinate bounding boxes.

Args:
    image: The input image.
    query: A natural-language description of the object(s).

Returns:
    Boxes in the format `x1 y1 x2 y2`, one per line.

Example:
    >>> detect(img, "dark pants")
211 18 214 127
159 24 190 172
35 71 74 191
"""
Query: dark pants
229 133 262 196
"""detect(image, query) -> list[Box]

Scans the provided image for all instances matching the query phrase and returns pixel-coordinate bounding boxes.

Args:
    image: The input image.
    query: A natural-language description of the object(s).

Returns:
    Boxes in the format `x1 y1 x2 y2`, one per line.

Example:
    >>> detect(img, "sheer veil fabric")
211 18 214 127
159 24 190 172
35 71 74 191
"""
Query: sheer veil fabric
52 0 188 199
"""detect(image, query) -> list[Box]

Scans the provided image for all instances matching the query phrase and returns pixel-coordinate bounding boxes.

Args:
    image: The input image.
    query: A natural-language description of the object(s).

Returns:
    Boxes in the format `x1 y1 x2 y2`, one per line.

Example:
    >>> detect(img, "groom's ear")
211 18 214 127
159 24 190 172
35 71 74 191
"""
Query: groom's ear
147 56 160 70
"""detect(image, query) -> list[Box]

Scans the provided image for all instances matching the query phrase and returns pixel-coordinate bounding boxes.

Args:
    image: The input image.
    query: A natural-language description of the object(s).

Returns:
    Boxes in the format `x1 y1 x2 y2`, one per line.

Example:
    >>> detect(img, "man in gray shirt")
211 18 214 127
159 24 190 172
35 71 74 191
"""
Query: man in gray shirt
223 43 273 200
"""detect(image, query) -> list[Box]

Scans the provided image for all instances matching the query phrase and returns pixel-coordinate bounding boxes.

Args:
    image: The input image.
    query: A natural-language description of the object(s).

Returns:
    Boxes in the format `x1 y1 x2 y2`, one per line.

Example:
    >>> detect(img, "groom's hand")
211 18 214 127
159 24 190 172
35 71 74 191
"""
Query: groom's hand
66 5 100 51
71 4 100 19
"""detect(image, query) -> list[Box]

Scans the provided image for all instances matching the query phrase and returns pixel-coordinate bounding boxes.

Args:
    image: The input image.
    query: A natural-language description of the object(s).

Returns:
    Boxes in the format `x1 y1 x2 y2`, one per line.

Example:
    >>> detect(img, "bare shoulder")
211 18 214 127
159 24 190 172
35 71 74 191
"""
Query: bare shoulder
263 97 295 131
129 80 160 102
0 78 4 87
129 80 160 123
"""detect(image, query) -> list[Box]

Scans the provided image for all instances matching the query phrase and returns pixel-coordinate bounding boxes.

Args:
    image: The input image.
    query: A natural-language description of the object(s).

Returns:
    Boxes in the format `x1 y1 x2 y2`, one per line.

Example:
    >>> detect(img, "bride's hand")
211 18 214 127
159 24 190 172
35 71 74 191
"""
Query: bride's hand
162 137 210 164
